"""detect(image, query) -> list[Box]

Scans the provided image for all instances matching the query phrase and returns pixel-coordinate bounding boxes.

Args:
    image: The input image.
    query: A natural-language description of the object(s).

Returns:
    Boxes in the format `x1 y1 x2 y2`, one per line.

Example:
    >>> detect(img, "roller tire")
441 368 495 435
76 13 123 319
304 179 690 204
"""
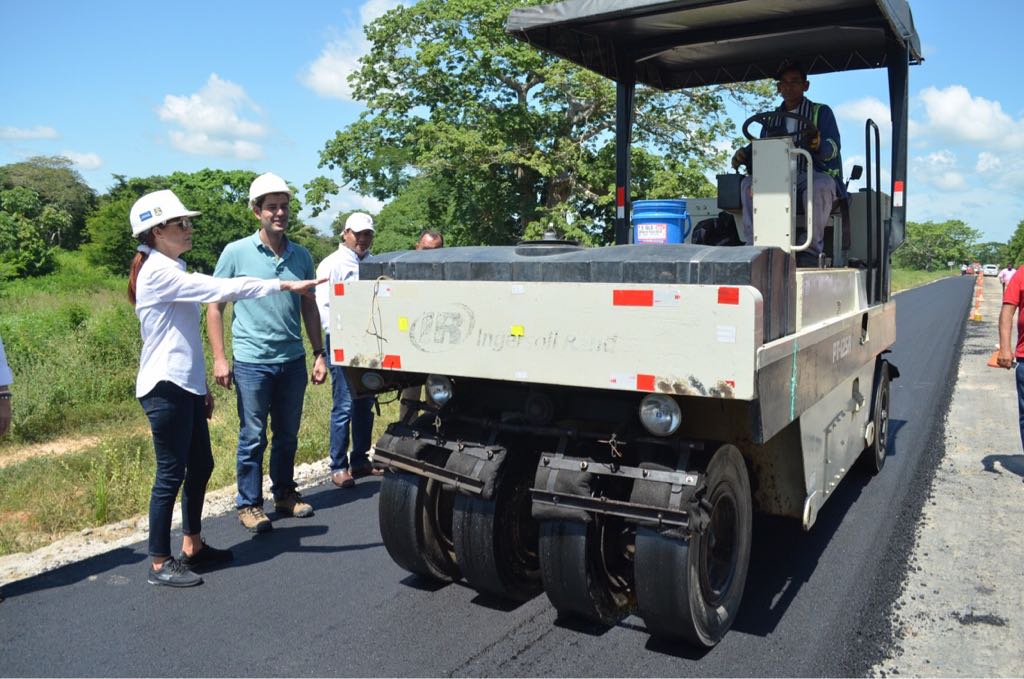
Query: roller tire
635 444 752 647
861 365 891 474
539 518 634 626
378 470 459 583
452 458 541 602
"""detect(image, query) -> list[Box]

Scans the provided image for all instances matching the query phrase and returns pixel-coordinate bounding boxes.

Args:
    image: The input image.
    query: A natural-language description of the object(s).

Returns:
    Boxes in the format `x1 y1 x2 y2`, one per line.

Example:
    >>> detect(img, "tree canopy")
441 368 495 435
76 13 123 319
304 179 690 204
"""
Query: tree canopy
0 156 95 249
893 220 981 271
306 0 771 246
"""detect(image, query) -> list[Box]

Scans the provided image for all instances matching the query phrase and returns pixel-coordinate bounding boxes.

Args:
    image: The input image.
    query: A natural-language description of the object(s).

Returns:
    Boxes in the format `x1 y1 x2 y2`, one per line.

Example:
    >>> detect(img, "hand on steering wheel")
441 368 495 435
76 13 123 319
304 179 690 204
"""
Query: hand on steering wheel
741 111 820 151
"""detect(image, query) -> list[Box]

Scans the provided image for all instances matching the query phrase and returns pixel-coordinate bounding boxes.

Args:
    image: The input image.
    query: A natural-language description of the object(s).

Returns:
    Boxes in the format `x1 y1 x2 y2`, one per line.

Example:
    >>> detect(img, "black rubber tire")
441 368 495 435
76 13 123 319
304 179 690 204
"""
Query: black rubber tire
862 365 891 474
452 459 541 602
539 518 634 626
635 444 752 647
378 470 460 582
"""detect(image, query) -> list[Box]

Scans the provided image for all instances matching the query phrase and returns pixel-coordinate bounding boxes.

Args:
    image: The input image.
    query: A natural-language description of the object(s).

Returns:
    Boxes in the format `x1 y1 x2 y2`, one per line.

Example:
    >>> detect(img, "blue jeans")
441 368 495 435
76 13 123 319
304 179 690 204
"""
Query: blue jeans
233 357 307 507
326 333 374 471
139 381 214 557
1016 362 1024 451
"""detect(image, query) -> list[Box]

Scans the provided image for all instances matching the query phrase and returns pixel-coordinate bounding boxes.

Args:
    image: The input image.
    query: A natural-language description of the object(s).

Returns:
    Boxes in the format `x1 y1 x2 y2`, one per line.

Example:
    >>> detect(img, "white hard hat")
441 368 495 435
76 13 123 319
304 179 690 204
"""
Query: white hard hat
129 189 200 238
248 172 292 208
345 212 375 232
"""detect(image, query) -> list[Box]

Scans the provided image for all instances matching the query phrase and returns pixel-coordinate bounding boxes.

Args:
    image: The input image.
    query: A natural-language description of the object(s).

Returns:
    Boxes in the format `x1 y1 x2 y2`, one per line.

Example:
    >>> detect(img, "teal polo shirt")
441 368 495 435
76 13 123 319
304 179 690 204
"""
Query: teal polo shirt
213 231 315 363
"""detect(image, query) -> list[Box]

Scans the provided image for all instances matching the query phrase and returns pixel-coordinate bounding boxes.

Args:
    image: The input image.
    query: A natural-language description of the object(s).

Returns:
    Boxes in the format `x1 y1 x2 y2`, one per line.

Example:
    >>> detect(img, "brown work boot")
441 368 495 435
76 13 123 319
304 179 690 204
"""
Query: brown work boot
331 469 355 489
274 489 313 518
238 505 272 533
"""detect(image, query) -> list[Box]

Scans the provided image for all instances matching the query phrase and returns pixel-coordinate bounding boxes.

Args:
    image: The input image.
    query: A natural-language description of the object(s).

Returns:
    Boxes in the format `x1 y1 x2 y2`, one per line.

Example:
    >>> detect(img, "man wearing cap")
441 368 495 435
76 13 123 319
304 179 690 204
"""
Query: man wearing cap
315 212 381 488
207 173 328 533
732 61 843 266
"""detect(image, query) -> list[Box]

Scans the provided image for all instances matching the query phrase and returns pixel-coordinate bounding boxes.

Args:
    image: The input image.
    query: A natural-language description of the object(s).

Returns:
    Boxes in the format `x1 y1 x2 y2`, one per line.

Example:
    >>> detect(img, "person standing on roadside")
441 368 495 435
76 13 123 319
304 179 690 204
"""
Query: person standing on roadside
208 173 328 533
315 213 382 489
998 263 1016 293
398 229 444 422
0 336 12 438
129 189 323 586
997 267 1024 450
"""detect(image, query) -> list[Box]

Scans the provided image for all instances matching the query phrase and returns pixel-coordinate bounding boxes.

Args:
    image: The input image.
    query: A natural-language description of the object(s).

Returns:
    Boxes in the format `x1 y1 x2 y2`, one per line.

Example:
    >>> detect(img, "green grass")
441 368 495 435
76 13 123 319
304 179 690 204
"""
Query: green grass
891 266 957 292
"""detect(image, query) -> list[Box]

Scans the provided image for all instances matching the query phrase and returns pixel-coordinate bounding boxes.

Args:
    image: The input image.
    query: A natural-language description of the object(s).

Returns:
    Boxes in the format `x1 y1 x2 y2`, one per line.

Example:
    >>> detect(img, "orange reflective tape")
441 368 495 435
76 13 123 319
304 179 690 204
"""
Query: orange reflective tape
333 349 344 363
334 283 345 296
613 289 654 307
382 354 402 369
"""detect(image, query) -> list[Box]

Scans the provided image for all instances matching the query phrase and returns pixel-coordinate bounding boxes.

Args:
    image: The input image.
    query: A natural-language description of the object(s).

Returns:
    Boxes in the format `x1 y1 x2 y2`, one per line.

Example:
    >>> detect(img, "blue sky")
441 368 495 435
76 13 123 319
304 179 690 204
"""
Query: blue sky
3 0 1023 243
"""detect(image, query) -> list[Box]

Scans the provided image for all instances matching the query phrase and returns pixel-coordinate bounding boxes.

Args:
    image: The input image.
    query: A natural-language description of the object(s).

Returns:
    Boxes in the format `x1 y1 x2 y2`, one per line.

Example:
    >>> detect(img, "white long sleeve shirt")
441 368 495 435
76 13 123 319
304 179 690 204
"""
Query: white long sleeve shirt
315 245 363 333
134 248 280 398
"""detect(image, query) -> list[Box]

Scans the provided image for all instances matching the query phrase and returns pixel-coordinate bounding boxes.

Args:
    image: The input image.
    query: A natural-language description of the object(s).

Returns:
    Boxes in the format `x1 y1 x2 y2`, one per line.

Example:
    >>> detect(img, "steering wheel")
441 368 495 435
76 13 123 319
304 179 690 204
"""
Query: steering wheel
741 111 819 144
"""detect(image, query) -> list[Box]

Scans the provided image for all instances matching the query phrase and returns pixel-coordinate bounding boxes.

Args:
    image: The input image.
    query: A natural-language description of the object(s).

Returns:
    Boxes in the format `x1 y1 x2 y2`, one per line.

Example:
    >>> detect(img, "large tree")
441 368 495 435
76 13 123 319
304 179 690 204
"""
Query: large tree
894 220 981 271
306 0 770 246
0 156 96 249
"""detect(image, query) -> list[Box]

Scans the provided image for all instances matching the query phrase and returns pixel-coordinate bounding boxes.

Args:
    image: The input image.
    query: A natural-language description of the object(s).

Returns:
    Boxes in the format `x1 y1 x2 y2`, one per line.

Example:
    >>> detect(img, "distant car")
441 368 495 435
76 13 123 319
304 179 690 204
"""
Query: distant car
983 264 999 277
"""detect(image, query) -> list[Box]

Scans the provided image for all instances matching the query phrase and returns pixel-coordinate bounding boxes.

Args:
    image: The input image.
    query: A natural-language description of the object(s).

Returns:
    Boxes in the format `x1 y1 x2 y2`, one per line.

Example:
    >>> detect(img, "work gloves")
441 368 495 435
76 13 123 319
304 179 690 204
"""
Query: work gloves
802 128 821 152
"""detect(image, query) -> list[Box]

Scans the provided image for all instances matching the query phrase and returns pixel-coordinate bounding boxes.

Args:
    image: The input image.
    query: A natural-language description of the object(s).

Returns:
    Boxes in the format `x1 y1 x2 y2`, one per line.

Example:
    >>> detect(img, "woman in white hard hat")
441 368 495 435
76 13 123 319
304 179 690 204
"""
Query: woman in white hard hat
128 189 323 587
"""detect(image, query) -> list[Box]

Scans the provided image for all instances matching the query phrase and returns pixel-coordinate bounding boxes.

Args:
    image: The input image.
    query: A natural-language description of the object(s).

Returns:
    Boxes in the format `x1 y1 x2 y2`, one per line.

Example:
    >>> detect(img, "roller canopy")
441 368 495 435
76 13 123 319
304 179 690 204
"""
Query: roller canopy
506 0 922 89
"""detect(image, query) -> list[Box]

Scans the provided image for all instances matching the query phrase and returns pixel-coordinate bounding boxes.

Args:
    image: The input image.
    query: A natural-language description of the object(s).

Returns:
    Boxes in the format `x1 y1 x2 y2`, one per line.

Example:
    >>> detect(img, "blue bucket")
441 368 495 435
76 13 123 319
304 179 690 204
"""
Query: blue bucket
632 199 691 244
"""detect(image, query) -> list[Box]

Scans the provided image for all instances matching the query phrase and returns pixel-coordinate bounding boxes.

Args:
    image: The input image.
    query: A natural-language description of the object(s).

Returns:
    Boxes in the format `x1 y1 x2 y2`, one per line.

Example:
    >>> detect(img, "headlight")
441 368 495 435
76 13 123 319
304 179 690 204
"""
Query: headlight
425 375 454 406
638 393 681 437
360 371 385 391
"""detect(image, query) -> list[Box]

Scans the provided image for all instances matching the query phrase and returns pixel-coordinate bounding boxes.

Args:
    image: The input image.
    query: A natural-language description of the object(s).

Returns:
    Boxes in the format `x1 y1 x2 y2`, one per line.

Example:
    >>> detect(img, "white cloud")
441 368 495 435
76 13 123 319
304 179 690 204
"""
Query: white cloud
976 152 1002 173
301 42 361 100
168 132 263 161
300 0 405 101
918 85 1024 148
61 150 102 170
835 97 892 136
912 149 966 191
157 74 266 159
0 125 58 140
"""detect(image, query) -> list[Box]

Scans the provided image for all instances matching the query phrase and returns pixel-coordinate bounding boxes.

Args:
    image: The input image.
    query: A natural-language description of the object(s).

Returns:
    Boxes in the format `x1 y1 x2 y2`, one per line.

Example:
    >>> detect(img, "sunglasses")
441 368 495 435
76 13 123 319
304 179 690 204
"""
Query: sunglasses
163 217 194 231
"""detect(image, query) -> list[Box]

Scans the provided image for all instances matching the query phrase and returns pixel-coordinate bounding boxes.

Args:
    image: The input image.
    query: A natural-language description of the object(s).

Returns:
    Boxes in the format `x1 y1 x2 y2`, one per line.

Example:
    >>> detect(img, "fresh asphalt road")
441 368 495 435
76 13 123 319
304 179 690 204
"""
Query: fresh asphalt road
0 276 973 677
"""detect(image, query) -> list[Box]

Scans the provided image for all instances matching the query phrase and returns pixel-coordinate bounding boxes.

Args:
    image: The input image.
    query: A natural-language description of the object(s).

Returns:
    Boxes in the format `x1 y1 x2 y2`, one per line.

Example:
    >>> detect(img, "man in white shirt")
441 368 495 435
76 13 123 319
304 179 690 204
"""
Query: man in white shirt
315 213 382 488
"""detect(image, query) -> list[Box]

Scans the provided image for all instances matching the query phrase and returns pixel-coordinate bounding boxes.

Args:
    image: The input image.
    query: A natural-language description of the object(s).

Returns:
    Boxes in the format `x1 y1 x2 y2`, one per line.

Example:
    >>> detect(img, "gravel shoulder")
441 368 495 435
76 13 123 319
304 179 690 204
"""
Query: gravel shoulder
872 275 1024 677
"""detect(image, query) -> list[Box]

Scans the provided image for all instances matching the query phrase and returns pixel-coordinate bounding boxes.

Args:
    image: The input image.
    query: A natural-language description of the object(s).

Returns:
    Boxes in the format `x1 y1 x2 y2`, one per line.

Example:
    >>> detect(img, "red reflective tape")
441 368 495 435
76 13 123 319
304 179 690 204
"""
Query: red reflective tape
613 289 654 306
894 180 905 193
726 380 736 388
616 186 625 207
718 287 740 305
382 354 402 369
334 283 345 296
333 349 344 363
637 374 656 391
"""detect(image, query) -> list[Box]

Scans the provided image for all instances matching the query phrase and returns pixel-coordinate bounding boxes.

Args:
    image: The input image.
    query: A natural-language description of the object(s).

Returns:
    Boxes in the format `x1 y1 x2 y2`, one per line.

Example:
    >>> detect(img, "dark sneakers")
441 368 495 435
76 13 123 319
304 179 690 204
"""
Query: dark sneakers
147 557 202 588
179 541 233 572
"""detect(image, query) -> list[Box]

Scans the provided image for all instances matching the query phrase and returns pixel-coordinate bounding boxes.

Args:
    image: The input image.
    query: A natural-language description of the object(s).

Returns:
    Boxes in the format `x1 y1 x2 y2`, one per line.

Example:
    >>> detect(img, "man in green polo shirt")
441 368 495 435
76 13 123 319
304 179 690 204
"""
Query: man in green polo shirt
208 172 328 533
